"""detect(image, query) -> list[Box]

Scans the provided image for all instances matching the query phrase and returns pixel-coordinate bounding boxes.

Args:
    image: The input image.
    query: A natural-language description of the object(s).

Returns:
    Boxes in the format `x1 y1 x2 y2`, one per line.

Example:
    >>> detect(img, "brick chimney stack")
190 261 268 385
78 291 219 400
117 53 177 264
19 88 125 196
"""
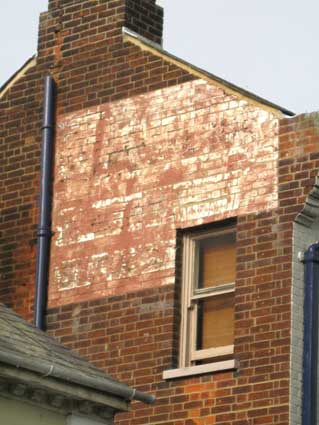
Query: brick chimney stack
37 0 163 111
125 0 163 44
50 0 163 42
39 0 163 59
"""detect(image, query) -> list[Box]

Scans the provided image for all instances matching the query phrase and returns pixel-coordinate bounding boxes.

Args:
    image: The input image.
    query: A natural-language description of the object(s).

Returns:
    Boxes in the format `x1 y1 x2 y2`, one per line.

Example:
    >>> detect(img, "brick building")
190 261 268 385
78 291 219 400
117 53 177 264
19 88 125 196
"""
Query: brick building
1 0 319 424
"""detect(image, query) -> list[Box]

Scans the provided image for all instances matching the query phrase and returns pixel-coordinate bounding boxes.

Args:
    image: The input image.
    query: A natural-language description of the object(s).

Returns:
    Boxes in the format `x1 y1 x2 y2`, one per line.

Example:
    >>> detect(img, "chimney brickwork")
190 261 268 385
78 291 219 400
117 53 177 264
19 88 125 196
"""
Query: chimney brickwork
0 0 190 320
37 0 164 113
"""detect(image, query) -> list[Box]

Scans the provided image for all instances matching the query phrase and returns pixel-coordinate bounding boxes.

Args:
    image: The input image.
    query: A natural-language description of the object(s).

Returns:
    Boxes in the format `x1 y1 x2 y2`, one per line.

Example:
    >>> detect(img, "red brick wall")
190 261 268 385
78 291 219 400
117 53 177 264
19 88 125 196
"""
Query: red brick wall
0 66 44 320
279 112 319 425
41 3 285 423
0 0 183 319
39 0 167 114
49 79 279 307
47 0 163 45
46 113 319 425
3 0 319 423
47 264 290 425
279 113 319 240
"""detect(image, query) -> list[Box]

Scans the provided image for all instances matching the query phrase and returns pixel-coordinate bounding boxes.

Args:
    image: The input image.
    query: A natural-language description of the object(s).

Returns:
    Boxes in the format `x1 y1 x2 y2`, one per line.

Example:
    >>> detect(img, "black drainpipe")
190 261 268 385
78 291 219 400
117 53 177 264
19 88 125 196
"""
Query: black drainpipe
34 76 56 330
302 242 319 425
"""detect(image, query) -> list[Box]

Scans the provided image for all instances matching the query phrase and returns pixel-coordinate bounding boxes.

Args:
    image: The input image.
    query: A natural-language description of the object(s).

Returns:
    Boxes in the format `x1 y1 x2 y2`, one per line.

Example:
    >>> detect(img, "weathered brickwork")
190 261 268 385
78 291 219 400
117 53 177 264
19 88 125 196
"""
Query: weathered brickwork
38 0 175 115
47 281 290 425
0 66 45 320
46 111 319 425
2 0 319 424
0 0 190 320
49 79 279 306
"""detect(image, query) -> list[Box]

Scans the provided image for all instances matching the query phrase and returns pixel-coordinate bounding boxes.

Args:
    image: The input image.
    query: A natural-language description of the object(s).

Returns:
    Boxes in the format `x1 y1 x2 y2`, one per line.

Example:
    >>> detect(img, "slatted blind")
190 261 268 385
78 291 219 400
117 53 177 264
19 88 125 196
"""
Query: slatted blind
197 231 235 350
200 292 234 349
198 233 236 289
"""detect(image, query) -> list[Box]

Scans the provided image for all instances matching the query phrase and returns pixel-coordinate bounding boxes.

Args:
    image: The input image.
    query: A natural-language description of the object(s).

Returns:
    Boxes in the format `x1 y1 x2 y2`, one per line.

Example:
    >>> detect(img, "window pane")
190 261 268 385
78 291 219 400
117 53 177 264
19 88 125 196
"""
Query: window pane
197 292 234 350
197 232 235 289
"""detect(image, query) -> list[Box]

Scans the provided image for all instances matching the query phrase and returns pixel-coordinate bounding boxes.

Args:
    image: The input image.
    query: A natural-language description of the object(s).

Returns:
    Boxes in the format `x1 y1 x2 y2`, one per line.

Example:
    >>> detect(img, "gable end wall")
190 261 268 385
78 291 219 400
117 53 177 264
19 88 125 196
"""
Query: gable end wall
2 0 319 424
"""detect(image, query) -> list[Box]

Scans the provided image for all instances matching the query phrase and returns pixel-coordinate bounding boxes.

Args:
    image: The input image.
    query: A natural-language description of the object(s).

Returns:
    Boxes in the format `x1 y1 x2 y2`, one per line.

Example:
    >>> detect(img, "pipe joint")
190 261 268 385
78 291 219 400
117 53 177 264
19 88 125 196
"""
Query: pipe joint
37 227 52 238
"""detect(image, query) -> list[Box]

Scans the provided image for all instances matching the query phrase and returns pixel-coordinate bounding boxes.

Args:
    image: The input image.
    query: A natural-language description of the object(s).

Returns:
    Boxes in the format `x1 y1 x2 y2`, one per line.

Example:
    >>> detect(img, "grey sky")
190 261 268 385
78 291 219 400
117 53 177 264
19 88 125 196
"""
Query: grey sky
1 0 318 114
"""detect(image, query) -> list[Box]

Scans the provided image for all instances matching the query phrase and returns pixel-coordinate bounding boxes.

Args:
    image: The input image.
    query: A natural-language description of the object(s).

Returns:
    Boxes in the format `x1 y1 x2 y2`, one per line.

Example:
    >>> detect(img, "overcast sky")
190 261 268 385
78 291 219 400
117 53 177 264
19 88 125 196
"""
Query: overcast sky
1 0 318 114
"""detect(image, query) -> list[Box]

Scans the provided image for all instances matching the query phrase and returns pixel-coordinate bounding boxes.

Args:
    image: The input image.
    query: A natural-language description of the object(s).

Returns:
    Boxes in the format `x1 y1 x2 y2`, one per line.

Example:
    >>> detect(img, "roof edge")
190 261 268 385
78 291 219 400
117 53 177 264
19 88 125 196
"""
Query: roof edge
0 362 127 416
0 56 37 100
122 27 295 117
0 349 155 405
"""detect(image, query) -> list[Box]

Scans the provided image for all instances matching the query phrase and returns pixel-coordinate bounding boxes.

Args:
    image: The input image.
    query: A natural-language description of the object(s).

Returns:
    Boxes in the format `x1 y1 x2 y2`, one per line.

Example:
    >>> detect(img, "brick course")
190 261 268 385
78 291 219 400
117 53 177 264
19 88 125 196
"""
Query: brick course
49 79 279 307
2 0 319 424
0 65 45 320
0 0 188 319
279 112 319 425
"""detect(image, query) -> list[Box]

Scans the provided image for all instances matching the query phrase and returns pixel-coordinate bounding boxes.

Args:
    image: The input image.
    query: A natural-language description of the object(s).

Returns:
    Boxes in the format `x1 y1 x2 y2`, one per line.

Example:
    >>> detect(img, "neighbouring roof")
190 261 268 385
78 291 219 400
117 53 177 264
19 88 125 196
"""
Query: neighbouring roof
0 55 37 100
122 27 295 117
0 304 154 419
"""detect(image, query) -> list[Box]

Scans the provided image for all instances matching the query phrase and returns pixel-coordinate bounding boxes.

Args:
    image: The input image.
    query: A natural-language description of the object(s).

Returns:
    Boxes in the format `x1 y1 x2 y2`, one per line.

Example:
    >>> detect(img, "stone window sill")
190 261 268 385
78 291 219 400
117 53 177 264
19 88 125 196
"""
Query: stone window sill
162 359 238 380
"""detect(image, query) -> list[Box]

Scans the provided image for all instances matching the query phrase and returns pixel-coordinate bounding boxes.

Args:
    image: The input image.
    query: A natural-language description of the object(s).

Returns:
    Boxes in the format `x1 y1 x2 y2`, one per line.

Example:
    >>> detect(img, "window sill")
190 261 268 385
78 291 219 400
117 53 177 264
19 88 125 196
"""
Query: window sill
162 359 238 380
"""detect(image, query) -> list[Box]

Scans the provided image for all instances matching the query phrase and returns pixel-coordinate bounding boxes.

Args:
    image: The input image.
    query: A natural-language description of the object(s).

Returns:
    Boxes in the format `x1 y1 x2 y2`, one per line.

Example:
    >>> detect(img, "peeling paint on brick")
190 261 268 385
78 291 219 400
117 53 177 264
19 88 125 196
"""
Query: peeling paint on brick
49 79 279 305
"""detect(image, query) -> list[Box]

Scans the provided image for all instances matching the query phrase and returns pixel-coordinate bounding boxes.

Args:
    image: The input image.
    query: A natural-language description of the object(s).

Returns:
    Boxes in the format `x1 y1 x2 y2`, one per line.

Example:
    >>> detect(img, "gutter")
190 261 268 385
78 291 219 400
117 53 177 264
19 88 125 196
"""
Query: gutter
302 242 319 425
0 350 155 405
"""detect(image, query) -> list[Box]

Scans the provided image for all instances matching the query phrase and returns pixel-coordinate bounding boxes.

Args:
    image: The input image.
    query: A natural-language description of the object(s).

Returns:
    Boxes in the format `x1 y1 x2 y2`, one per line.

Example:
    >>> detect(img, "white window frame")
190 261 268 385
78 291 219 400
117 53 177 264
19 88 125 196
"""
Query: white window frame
179 227 235 368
